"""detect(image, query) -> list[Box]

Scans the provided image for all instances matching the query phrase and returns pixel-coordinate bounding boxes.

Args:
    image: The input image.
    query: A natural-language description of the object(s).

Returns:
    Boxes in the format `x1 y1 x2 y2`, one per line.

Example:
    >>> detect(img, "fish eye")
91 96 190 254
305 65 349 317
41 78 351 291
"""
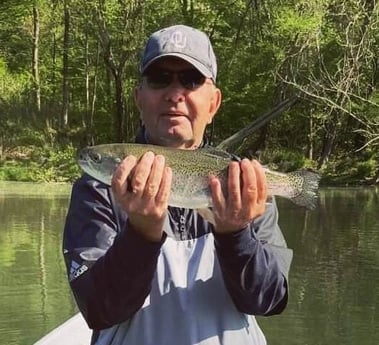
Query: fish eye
89 152 102 163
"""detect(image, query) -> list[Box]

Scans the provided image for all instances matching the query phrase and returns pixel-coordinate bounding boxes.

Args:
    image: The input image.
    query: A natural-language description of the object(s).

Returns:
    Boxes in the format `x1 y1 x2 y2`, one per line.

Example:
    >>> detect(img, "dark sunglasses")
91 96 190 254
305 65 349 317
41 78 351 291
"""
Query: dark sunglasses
143 68 207 90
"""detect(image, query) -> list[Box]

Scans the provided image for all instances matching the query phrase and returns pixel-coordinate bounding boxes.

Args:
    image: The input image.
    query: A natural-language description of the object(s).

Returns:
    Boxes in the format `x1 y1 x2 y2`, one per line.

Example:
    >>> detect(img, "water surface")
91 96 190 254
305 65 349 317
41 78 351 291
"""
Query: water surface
0 183 378 345
260 187 379 345
0 182 76 345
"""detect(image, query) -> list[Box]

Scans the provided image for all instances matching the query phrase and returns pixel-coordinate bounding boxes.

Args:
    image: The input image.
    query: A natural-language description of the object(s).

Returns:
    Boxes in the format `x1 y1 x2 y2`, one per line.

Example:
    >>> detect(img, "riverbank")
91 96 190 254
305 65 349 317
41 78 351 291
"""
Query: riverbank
0 145 81 183
0 155 377 186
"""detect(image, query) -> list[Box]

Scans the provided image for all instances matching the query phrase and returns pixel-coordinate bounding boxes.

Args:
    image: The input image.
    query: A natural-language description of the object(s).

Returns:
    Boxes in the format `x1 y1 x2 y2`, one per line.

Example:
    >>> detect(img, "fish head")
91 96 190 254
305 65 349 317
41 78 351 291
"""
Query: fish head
77 147 121 186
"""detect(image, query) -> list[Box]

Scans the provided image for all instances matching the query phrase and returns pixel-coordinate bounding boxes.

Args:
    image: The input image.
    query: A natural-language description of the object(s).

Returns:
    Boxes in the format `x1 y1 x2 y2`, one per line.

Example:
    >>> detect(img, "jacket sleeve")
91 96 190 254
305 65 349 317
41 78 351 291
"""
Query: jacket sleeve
213 198 292 316
62 175 164 330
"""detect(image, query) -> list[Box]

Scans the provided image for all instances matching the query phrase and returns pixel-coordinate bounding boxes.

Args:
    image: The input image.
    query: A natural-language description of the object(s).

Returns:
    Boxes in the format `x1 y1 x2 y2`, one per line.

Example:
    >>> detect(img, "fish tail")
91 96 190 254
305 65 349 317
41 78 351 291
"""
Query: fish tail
289 170 321 210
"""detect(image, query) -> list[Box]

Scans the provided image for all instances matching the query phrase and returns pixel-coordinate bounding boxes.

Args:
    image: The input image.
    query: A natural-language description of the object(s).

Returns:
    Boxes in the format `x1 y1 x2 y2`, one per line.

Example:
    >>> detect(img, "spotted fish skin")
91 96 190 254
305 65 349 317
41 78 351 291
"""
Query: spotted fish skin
78 143 321 210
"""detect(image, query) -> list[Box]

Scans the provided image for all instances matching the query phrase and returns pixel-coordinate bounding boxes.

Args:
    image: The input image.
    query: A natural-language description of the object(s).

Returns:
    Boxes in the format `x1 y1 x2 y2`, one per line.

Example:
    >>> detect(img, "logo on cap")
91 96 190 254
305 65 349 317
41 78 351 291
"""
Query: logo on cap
170 30 187 49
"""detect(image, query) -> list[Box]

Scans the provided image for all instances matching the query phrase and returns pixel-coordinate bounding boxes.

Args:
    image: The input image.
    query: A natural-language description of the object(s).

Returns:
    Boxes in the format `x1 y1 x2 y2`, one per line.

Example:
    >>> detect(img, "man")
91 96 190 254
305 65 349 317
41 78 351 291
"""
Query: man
63 24 292 345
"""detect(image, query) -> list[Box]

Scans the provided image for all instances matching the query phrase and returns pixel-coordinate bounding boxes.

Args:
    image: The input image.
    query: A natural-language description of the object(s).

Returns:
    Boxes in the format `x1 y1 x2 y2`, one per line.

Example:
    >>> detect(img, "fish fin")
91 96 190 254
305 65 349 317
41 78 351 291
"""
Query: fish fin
199 146 233 160
290 170 321 210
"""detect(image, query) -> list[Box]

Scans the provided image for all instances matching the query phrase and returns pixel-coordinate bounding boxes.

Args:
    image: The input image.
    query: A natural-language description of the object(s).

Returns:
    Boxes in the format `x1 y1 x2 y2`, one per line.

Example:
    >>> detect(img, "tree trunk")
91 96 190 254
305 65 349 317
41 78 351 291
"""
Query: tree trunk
32 2 41 117
85 30 90 129
61 0 70 128
181 0 194 24
318 110 339 169
96 6 127 142
307 110 314 160
114 74 126 142
84 33 99 146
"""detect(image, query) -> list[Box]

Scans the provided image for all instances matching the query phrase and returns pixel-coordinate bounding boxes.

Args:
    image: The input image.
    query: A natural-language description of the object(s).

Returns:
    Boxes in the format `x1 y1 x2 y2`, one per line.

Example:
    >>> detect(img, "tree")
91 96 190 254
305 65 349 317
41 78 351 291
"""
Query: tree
32 0 41 116
273 0 379 168
0 0 377 182
61 0 70 128
94 0 145 142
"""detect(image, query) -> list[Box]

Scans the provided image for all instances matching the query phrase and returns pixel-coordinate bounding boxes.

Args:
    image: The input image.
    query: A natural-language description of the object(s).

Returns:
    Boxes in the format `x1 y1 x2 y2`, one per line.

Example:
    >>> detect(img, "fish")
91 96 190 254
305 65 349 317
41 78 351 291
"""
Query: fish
77 143 321 210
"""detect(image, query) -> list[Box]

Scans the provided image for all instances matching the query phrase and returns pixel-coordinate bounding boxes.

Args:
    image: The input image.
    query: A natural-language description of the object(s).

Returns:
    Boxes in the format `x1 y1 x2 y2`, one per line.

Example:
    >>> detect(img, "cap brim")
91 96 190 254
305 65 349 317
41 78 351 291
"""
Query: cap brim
142 53 213 79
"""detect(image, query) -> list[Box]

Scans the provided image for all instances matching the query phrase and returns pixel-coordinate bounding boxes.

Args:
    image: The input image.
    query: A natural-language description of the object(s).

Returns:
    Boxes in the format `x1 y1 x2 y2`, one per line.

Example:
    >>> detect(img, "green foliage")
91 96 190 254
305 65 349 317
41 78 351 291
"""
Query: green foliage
0 145 81 183
31 144 81 182
263 149 306 172
274 5 323 38
0 0 377 184
0 62 32 103
0 163 32 181
354 159 378 180
321 153 378 185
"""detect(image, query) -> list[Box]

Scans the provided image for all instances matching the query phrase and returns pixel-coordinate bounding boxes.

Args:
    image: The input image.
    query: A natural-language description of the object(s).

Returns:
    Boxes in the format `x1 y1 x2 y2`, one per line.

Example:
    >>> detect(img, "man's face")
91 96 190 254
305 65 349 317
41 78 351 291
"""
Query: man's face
135 57 221 149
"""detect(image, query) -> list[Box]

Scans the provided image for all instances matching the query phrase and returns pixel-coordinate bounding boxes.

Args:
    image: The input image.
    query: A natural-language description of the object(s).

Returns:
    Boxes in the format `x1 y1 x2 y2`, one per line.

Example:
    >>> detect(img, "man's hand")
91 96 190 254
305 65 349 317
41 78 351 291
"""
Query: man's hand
209 159 267 234
111 151 172 242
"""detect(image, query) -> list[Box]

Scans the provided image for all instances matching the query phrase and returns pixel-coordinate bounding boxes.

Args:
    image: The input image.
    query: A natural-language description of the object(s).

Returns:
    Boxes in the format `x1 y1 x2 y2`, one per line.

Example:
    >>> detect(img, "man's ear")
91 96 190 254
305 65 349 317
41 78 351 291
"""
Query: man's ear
207 88 222 124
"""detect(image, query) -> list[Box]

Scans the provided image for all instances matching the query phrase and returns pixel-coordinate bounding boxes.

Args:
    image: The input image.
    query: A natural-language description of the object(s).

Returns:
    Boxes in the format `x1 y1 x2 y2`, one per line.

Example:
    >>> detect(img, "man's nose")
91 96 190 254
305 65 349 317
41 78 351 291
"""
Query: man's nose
164 78 186 102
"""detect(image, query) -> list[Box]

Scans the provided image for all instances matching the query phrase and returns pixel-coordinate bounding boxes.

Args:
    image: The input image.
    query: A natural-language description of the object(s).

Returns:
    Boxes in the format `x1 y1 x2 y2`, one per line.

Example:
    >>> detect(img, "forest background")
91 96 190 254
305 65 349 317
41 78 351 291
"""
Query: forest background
0 0 378 185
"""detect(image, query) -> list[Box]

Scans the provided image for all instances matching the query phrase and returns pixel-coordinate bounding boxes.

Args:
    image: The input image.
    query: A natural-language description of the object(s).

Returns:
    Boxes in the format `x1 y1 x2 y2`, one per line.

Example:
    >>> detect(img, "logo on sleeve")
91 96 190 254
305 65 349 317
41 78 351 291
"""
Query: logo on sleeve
69 260 88 281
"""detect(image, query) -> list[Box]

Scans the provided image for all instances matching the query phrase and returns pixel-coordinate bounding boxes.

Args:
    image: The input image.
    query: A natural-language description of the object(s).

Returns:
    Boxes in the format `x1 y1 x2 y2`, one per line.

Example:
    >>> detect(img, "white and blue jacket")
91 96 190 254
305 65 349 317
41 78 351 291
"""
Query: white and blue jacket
63 142 292 345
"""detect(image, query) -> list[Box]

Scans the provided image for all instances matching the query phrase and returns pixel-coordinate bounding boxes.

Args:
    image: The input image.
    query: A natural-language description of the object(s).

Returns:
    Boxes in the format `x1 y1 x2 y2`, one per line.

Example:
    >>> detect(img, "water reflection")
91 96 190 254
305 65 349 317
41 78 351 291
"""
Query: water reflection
0 182 76 345
0 184 378 345
259 187 379 345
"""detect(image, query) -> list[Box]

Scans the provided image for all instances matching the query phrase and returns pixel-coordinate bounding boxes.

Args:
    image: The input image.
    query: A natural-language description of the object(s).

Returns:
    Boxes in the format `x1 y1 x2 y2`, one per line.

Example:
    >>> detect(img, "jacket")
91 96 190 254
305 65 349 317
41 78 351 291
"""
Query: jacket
63 138 292 345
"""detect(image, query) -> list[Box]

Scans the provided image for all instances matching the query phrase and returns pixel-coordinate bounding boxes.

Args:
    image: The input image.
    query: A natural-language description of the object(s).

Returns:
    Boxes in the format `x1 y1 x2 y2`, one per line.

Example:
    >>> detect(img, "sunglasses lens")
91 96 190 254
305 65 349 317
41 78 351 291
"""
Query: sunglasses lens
179 70 206 90
144 69 207 90
145 71 172 89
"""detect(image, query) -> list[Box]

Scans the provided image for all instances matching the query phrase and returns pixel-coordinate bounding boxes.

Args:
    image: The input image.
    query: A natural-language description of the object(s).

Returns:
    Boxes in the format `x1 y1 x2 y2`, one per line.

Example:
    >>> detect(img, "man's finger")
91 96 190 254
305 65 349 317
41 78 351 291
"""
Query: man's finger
209 175 225 215
111 155 138 197
143 155 166 199
227 161 242 209
130 151 155 195
241 159 257 205
252 160 267 204
155 166 172 205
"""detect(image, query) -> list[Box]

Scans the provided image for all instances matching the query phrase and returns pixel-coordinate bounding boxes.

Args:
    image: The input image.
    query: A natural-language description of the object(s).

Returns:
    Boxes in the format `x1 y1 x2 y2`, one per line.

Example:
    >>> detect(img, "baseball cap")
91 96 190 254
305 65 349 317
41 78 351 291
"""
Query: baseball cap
140 25 217 81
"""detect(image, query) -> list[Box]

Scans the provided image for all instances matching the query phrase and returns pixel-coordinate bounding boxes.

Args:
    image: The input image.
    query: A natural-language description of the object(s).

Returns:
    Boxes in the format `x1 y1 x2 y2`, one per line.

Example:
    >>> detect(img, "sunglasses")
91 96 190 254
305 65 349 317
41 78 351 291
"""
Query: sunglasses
143 68 207 90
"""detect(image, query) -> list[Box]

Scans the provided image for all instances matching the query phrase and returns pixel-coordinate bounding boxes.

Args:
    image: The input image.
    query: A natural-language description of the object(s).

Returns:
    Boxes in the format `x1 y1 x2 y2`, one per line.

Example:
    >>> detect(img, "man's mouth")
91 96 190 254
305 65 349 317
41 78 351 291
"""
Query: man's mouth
160 113 190 124
161 112 187 117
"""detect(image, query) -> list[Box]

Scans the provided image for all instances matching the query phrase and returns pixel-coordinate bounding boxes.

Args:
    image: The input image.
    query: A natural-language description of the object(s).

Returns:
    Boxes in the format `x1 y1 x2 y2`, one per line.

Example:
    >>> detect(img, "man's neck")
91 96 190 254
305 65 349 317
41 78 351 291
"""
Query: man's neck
145 132 201 150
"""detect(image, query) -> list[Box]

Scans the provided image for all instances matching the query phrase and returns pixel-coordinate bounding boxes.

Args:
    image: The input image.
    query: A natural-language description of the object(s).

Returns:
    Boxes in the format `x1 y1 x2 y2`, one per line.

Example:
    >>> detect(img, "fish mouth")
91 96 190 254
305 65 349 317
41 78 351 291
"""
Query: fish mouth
77 153 91 170
77 147 89 162
77 158 90 166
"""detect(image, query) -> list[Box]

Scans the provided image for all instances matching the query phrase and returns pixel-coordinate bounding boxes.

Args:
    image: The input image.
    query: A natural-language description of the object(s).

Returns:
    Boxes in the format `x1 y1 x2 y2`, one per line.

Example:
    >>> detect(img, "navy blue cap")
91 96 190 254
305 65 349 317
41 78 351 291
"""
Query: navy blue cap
140 25 217 81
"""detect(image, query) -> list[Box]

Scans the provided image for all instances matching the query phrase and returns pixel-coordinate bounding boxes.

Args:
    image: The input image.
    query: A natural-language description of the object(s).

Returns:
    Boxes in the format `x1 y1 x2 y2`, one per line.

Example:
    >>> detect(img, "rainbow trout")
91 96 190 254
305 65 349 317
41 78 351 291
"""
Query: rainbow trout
78 143 321 210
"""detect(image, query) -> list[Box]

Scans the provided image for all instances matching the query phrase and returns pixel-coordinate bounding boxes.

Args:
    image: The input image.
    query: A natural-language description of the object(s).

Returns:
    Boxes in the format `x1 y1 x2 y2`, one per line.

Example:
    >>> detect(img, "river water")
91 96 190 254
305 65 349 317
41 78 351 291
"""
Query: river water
0 182 378 345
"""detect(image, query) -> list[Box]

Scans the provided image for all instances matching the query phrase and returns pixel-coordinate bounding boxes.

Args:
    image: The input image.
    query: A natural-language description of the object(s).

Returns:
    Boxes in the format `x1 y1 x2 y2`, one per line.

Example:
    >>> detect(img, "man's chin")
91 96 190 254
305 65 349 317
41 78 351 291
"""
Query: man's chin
146 128 195 147
153 134 194 148
161 136 194 147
